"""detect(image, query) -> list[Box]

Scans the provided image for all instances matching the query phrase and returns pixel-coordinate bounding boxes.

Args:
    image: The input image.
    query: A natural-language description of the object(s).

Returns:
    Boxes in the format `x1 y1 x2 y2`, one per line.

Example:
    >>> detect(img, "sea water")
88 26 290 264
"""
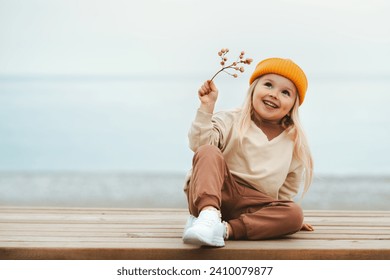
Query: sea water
0 171 389 210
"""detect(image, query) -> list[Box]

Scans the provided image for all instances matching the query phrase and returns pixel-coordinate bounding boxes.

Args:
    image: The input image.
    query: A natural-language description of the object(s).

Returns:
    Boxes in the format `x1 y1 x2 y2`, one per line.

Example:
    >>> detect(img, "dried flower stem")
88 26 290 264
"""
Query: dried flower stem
210 48 253 81
210 68 228 81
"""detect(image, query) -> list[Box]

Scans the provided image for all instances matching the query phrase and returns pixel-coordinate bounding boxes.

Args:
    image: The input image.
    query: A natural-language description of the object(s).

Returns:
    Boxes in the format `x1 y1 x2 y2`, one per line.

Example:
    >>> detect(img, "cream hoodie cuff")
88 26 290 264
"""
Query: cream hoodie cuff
194 108 213 124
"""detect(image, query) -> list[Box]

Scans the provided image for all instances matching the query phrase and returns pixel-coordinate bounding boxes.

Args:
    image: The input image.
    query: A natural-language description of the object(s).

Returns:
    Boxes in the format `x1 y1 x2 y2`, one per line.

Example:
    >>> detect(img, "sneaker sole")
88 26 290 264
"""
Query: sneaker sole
183 230 225 247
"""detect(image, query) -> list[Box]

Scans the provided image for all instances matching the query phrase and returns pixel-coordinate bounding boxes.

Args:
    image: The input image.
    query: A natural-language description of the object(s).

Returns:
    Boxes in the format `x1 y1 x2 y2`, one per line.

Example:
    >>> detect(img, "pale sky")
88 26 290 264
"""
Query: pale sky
1 0 390 77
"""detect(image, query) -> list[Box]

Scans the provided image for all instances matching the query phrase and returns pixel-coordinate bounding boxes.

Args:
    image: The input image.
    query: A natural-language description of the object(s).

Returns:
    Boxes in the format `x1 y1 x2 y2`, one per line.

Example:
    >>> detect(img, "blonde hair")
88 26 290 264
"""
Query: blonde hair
237 78 313 198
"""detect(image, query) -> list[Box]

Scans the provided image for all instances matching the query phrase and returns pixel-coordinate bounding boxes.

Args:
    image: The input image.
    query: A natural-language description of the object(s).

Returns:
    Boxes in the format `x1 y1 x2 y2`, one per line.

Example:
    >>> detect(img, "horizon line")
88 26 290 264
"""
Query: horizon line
1 73 390 82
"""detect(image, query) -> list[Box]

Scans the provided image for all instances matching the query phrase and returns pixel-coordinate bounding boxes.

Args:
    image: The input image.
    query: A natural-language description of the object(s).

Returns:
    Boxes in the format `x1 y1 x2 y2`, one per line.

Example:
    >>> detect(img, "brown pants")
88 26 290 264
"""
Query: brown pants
185 145 304 240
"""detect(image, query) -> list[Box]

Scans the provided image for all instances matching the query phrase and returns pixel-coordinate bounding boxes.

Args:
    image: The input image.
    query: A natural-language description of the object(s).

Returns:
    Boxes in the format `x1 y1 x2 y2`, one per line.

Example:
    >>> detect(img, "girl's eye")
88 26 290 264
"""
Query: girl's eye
264 82 272 88
282 90 291 97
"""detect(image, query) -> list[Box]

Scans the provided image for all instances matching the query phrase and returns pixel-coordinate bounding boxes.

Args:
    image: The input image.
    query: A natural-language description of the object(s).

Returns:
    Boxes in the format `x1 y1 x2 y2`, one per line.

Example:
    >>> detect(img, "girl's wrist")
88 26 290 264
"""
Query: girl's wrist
199 102 215 114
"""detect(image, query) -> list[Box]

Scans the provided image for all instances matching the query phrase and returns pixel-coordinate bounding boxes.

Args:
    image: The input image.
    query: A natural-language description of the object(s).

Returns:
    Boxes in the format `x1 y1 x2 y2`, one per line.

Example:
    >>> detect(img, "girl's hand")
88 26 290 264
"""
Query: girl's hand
198 80 218 113
301 223 314 231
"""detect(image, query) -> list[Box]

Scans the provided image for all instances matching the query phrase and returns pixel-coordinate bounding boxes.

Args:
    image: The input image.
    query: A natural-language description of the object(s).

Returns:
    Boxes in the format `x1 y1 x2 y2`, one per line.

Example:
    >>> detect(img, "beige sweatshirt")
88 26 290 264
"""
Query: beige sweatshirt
185 108 303 201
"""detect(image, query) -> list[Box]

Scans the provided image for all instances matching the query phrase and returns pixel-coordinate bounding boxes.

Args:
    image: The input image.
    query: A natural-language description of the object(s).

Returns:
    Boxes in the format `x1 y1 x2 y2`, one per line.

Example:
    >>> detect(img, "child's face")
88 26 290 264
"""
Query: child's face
252 74 297 124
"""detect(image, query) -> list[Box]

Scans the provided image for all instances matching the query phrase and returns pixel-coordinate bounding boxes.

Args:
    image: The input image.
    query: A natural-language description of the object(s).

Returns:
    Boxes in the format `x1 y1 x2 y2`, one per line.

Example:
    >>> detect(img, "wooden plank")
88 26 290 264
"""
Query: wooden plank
304 210 390 217
0 207 388 215
0 207 186 215
1 228 389 239
1 215 388 223
2 239 390 250
1 241 390 260
1 234 389 242
1 223 389 230
0 207 387 216
0 224 184 231
1 234 390 242
1 207 390 217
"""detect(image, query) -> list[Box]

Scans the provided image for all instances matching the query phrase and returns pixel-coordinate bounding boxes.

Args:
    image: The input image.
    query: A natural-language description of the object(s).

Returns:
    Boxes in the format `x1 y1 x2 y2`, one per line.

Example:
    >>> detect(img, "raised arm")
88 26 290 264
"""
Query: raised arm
198 80 218 114
188 80 226 152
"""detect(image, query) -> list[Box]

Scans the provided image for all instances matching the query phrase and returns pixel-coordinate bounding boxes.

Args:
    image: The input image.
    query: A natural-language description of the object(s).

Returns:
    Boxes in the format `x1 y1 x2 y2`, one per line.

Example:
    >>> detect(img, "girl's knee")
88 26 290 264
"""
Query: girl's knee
193 145 222 161
196 144 220 154
287 203 304 231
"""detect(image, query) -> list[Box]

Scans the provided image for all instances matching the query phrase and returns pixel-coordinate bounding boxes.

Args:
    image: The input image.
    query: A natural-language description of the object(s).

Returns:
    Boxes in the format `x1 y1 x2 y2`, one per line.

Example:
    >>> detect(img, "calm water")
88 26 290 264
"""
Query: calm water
0 172 389 210
0 76 389 208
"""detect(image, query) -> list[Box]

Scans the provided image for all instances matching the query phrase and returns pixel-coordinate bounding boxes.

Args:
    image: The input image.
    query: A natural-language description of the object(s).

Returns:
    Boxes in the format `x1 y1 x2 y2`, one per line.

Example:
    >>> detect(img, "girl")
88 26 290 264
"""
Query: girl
182 57 314 247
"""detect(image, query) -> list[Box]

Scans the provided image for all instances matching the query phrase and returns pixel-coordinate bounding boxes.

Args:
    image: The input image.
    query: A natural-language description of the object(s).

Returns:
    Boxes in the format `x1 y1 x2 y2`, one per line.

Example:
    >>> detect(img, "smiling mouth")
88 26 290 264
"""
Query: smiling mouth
263 100 279 109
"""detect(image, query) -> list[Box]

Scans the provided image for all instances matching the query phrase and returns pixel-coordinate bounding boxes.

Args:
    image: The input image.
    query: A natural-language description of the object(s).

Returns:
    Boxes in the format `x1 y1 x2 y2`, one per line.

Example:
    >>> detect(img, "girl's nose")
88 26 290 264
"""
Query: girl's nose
268 92 278 99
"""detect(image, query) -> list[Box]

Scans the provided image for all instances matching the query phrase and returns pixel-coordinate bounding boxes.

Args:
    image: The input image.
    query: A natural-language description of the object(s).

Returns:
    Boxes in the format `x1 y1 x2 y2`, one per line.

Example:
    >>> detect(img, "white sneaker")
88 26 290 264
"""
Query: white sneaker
182 209 226 247
182 215 197 236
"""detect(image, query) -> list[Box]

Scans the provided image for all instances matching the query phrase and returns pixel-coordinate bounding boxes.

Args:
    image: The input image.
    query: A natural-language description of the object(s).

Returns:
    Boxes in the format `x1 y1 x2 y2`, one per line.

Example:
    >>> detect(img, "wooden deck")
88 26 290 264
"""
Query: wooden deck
1 207 390 260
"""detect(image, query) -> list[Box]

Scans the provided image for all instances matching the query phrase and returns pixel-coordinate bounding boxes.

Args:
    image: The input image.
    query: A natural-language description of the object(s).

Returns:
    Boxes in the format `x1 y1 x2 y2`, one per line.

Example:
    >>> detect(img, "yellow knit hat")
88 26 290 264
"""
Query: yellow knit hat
249 58 308 105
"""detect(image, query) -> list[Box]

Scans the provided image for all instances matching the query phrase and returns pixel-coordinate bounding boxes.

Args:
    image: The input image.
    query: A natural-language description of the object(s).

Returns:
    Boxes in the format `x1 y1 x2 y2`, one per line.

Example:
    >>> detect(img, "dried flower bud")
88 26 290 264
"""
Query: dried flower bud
210 48 252 81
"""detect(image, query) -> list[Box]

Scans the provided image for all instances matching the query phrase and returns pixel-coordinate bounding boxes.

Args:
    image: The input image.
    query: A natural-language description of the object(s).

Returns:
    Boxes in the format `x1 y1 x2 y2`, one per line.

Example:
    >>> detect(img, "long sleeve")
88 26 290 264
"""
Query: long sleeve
188 109 231 152
278 161 304 200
